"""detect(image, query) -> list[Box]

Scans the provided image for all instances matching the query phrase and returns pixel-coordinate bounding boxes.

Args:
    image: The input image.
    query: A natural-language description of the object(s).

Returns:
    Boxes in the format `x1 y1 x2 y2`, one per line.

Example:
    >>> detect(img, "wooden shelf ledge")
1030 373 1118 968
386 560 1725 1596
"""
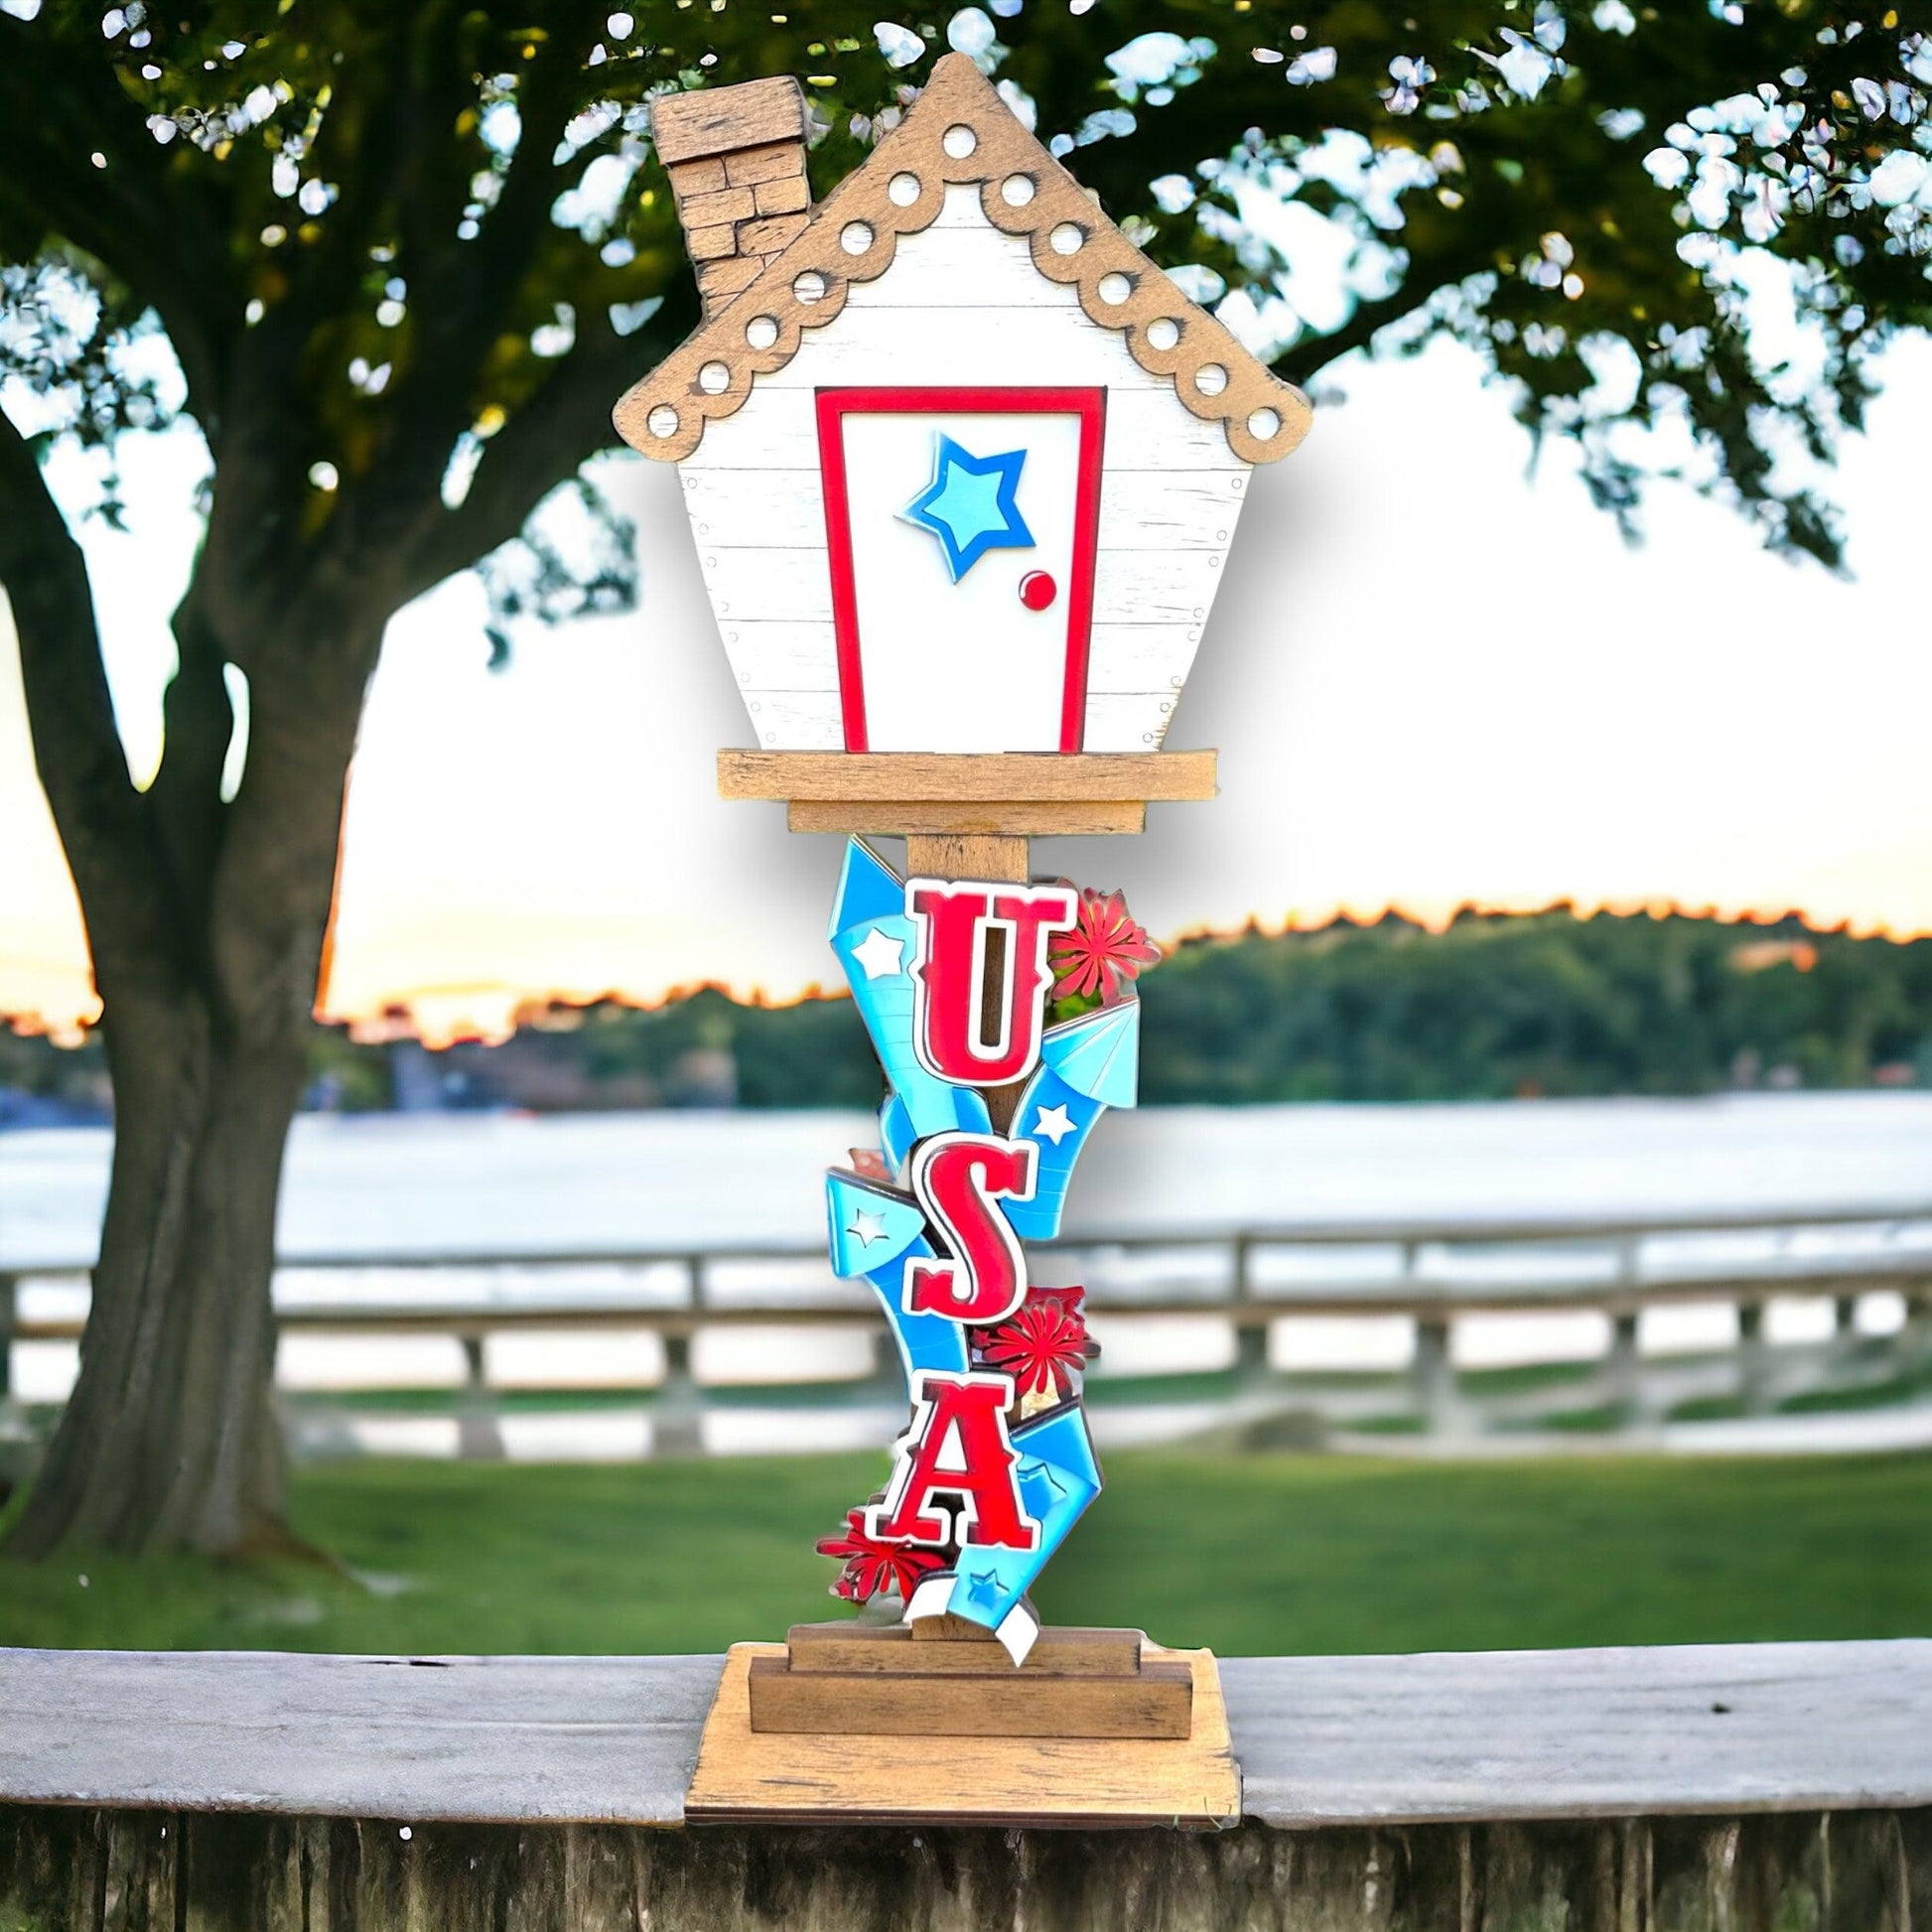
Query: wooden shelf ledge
7 1642 1932 1923
717 751 1217 836
718 751 1217 804
5 1639 1929 1829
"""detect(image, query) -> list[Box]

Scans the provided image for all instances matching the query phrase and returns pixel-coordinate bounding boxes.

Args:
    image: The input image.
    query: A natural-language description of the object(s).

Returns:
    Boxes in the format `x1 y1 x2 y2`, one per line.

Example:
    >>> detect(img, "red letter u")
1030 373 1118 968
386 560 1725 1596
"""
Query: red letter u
908 880 1077 1088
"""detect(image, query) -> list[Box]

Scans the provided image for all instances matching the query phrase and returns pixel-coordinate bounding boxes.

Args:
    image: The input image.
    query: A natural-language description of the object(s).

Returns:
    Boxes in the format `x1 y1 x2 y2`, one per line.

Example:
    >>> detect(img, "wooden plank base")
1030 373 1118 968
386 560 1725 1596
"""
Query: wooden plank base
759 1620 1192 1738
748 1653 1194 1738
787 1620 1145 1677
685 1642 1241 1828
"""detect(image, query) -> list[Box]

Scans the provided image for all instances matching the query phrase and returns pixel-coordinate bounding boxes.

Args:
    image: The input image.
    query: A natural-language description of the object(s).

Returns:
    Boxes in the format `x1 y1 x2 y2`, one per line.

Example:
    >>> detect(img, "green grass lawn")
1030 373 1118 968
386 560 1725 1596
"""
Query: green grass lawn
1 1449 1927 1656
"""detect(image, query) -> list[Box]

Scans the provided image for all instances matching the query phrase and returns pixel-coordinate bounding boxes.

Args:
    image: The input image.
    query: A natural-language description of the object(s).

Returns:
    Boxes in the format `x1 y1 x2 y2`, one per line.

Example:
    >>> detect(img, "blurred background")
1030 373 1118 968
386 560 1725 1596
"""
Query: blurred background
1 0 1929 1657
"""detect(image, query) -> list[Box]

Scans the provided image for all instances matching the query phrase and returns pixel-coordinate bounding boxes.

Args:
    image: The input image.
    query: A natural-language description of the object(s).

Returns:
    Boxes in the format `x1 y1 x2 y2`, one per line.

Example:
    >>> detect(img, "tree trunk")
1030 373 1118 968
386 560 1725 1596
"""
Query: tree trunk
2 568 381 1561
4 993 309 1559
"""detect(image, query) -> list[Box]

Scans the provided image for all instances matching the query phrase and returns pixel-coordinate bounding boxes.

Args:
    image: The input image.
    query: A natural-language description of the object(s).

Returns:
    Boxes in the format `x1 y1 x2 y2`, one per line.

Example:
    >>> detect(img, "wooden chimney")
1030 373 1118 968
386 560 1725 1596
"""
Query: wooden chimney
651 75 813 315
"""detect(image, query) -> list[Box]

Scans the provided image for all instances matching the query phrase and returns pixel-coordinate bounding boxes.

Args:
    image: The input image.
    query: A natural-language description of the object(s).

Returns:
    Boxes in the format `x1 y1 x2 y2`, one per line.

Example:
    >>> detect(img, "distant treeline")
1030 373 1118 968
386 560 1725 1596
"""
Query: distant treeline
5 911 1930 1122
1141 910 1931 1101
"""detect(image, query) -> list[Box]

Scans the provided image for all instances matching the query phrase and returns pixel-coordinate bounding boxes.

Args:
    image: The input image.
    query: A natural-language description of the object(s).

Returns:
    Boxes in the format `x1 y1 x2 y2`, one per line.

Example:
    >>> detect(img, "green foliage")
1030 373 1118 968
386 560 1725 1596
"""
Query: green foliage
0 1025 108 1120
432 986 880 1109
999 2 1932 564
1140 909 1932 1101
629 988 876 1108
1 1449 1928 1656
10 909 1927 1112
303 1024 397 1112
1 0 1927 586
370 910 1932 1107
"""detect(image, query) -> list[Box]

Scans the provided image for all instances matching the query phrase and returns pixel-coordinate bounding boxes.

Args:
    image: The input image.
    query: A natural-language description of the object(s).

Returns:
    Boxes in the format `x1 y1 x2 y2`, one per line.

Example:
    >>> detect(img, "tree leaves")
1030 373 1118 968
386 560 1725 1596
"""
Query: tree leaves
1 0 1927 618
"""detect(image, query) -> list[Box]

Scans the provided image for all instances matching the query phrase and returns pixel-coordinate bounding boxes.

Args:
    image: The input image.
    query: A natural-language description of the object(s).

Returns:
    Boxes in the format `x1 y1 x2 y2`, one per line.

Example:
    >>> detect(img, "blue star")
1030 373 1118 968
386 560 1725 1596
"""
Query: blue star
963 1567 1003 1612
901 435 1035 582
1018 1457 1067 1514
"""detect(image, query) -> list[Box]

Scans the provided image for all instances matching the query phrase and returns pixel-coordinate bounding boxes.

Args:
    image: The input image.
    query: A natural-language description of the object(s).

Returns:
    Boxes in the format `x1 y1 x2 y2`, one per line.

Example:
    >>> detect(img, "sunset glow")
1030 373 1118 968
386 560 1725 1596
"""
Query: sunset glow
5 340 1930 1048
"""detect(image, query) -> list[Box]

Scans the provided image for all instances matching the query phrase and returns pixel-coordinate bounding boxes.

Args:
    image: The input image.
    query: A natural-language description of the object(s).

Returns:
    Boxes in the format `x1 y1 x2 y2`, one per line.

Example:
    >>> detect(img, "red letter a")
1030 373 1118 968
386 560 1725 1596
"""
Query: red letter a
866 1371 1039 1551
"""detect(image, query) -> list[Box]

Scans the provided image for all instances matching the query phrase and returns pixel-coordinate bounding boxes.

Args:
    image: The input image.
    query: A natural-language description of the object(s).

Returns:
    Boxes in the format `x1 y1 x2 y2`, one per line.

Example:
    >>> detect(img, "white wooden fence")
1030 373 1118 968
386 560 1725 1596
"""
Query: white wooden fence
4 1201 1929 1455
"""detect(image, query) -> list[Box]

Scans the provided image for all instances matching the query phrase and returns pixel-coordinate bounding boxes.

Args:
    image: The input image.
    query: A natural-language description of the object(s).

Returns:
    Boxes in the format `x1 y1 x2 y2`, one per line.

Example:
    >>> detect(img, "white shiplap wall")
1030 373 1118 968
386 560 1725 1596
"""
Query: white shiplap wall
676 184 1251 752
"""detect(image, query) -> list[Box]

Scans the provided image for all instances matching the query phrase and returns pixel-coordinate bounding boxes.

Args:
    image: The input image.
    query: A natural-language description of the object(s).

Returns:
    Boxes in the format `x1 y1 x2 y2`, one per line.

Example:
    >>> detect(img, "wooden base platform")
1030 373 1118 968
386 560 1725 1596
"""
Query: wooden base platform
686 1637 1240 1828
748 1617 1194 1739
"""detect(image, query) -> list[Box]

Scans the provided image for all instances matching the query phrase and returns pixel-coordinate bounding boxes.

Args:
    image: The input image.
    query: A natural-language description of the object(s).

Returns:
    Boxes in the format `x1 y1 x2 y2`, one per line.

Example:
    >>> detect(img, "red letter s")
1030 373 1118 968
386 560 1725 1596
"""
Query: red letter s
901 1132 1035 1325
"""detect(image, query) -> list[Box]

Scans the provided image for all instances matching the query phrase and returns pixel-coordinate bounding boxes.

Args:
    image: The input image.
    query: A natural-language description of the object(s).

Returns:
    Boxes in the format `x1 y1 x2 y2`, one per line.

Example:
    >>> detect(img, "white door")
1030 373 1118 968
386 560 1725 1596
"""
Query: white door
818 388 1103 753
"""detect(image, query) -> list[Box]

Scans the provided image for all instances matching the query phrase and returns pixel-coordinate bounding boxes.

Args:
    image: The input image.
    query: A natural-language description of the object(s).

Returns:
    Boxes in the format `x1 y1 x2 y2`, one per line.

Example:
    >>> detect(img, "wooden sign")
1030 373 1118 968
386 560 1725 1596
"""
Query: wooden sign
820 838 1114 1666
615 52 1308 776
615 48 1309 1828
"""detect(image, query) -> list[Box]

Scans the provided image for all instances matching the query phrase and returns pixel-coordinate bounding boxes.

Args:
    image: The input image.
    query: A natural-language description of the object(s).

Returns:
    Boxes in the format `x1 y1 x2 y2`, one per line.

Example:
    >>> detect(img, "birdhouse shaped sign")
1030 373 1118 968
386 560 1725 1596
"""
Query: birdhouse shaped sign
620 55 1307 1826
616 55 1308 761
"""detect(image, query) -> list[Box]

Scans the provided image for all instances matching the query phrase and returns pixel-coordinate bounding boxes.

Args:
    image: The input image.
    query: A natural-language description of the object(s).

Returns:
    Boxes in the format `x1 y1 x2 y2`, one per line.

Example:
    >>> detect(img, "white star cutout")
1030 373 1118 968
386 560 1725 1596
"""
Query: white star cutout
850 926 904 981
1032 1103 1076 1146
846 1207 890 1248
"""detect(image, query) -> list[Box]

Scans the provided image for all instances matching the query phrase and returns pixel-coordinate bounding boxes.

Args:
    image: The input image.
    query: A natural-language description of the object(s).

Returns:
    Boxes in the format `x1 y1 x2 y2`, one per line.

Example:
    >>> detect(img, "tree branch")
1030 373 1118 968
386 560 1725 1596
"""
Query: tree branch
348 21 606 537
146 585 233 962
390 312 674 606
0 17 235 426
0 403 175 993
1278 282 1445 387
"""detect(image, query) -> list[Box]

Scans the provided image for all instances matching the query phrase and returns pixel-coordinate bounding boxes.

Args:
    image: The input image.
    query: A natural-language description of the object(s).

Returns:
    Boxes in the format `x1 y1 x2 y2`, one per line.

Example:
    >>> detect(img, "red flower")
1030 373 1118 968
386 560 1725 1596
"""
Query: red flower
814 1510 945 1602
1048 888 1160 1006
980 1294 1090 1399
847 1147 893 1183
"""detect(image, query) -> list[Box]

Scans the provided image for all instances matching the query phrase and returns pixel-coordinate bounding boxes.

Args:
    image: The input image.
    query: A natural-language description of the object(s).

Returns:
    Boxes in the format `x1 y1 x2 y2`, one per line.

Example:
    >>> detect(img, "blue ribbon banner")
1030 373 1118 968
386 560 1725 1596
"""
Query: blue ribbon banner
829 839 991 1157
937 1402 1102 1634
1001 1000 1140 1242
824 1168 967 1380
820 838 1140 1652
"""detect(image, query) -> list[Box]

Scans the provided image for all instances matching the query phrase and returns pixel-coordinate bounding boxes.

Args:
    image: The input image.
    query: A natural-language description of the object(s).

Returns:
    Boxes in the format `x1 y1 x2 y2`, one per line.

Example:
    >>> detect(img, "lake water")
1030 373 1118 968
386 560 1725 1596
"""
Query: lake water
7 1092 1931 1270
5 1095 1929 1443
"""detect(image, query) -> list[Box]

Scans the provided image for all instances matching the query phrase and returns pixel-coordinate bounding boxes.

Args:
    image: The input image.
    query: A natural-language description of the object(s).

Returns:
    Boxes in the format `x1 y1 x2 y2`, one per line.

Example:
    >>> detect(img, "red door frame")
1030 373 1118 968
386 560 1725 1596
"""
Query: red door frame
813 385 1107 754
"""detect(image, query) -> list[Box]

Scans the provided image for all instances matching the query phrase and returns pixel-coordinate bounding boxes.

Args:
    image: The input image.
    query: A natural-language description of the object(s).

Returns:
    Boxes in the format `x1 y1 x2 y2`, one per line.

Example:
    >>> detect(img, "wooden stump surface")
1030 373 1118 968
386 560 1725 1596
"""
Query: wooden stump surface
5 1642 1932 1928
2 1806 1927 1931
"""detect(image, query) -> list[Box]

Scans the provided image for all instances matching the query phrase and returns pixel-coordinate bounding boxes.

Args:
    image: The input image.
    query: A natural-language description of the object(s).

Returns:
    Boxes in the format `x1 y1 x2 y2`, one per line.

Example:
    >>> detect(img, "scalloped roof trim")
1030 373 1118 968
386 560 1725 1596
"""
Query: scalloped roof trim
613 54 1312 469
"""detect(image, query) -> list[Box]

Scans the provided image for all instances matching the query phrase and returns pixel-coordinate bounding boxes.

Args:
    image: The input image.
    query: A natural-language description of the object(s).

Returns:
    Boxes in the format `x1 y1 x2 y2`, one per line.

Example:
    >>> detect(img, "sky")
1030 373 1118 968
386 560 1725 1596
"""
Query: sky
3 331 1930 1046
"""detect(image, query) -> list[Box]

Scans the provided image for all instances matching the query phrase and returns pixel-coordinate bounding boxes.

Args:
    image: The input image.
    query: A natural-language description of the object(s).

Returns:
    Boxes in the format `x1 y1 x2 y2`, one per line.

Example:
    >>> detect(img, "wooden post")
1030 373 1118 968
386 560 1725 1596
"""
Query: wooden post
654 1331 705 1459
863 1326 905 1404
1412 1316 1463 1436
1607 1310 1642 1426
455 1332 504 1461
904 832 1029 884
1231 1236 1270 1386
1735 1300 1773 1414
1905 1289 1932 1368
1831 1292 1863 1400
